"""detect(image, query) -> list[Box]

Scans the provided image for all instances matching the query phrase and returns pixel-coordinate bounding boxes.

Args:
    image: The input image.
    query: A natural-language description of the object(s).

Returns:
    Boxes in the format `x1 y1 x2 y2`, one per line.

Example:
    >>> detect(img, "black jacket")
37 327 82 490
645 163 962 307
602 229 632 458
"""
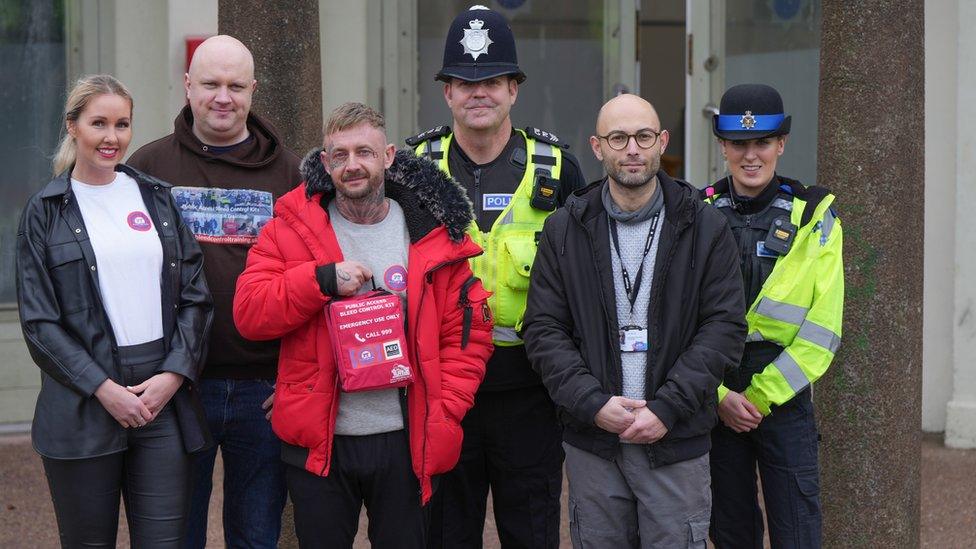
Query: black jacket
522 171 746 465
17 164 214 458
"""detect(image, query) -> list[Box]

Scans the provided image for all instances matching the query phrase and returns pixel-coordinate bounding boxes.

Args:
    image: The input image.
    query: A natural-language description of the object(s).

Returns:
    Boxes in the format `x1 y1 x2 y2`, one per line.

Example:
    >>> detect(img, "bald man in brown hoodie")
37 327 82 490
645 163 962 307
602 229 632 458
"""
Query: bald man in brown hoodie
127 35 301 548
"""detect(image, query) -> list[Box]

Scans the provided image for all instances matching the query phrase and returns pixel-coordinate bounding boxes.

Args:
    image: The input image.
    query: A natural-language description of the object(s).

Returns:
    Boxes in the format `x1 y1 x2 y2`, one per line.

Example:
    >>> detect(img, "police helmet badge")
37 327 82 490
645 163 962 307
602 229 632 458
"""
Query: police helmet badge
460 17 493 60
740 110 757 130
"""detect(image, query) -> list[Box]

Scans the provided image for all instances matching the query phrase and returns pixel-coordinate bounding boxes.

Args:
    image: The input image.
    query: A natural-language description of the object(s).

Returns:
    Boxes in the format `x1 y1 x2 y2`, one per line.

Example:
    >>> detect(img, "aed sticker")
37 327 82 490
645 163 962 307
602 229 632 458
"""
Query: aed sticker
482 193 512 211
756 241 779 258
383 340 404 360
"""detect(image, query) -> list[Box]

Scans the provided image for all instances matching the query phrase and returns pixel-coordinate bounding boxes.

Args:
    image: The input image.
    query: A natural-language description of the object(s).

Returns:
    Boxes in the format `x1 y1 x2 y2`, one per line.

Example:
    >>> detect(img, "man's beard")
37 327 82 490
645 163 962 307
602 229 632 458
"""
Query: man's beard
604 154 660 188
337 168 383 200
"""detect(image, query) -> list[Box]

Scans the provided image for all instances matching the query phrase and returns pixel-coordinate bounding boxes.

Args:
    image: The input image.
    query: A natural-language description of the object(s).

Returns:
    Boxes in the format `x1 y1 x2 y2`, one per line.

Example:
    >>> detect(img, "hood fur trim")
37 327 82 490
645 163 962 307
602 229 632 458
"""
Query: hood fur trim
300 148 474 242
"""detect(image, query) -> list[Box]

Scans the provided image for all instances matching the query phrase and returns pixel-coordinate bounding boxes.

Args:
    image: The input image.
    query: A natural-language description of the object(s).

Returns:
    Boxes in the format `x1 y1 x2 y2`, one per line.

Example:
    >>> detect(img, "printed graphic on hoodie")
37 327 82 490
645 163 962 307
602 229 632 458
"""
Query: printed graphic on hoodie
171 186 273 244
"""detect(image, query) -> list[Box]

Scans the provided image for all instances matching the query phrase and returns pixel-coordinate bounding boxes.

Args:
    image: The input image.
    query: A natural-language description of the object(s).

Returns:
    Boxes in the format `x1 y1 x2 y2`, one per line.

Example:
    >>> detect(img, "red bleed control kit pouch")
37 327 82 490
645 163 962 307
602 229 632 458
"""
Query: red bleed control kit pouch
326 288 414 392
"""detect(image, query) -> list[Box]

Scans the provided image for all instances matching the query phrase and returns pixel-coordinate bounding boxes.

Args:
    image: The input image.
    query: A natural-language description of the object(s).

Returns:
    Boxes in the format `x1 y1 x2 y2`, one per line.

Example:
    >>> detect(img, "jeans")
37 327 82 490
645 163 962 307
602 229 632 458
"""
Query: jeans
183 378 287 549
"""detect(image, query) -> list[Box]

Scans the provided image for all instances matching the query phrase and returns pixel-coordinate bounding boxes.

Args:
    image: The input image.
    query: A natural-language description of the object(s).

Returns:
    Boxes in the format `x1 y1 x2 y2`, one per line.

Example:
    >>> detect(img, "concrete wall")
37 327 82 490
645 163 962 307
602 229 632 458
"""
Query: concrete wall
922 0 958 432
947 0 976 448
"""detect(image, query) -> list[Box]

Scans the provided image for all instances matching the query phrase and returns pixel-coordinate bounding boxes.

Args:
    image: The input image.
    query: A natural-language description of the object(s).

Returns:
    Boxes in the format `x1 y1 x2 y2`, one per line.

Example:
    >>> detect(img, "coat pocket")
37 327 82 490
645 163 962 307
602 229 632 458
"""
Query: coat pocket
45 241 91 314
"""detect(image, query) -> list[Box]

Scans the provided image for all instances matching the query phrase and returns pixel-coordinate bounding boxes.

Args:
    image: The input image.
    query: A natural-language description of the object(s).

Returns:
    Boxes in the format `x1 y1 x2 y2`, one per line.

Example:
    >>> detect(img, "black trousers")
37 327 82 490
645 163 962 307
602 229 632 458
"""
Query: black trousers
427 385 564 549
42 339 191 548
709 389 822 549
286 430 427 549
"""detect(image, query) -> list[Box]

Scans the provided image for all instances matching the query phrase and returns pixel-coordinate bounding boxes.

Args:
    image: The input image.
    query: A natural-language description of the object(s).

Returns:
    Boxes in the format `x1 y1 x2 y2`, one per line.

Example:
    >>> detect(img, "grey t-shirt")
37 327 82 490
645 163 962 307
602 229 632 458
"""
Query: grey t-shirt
329 199 410 436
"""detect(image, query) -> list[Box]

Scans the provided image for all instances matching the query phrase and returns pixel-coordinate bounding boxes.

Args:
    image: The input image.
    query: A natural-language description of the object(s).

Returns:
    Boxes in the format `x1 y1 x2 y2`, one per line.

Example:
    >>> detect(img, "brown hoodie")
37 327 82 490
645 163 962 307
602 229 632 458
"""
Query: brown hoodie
127 106 301 380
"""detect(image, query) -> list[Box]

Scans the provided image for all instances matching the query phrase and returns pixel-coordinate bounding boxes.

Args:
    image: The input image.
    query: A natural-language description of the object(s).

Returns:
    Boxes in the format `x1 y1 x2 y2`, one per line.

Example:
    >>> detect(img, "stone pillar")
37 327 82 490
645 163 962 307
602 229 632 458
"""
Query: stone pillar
217 3 322 547
946 0 976 449
816 2 923 548
218 0 323 155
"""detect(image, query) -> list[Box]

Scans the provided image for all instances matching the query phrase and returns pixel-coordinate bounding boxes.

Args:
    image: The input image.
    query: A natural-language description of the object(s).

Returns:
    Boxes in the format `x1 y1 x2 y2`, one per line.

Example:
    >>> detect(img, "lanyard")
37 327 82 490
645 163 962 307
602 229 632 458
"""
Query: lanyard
609 213 660 312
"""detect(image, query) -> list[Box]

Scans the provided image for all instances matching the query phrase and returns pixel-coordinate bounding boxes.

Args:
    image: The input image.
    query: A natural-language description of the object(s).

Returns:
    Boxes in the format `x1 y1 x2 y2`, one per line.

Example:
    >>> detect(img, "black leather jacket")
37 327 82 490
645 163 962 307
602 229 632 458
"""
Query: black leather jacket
17 164 214 458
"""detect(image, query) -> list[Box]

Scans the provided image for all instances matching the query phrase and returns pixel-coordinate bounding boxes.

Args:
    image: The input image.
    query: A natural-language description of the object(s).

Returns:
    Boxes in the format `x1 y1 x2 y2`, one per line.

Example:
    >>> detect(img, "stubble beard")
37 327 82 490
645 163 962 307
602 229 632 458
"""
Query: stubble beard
605 153 661 189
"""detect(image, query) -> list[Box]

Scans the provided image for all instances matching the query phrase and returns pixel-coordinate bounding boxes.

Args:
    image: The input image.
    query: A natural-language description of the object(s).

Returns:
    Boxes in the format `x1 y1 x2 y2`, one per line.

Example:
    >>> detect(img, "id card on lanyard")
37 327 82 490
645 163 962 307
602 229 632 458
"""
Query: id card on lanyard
610 213 659 353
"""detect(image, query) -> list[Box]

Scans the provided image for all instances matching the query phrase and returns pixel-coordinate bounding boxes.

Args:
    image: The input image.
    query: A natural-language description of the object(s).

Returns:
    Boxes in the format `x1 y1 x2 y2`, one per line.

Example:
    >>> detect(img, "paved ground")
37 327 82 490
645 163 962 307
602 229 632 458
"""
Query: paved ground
1 432 971 548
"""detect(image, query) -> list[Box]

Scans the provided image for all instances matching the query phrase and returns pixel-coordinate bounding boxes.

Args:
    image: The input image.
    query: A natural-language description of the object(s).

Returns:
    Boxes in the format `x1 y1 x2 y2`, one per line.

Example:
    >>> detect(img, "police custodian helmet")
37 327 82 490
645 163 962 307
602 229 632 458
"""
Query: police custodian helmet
712 84 792 140
436 5 526 84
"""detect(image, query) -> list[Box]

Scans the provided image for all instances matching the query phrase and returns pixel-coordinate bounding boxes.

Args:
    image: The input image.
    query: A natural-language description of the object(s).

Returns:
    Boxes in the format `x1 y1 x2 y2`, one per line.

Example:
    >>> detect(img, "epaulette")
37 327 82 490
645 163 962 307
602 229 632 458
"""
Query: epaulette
405 125 452 147
524 126 569 149
778 176 832 227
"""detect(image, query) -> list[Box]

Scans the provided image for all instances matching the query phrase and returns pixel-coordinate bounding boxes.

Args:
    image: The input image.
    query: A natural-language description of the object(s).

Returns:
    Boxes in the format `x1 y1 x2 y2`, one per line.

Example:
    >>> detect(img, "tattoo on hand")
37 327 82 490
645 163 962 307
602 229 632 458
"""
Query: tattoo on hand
337 268 352 282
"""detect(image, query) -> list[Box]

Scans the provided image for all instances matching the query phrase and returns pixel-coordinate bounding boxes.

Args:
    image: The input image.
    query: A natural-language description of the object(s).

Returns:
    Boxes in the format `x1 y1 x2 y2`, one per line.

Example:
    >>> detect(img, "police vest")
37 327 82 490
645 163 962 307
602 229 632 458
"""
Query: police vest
703 178 844 415
409 127 564 345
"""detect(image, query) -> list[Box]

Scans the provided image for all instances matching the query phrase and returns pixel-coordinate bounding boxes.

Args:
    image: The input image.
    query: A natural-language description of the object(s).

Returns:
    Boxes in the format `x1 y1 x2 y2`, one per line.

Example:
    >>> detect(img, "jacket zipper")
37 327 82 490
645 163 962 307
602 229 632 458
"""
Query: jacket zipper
413 253 482 497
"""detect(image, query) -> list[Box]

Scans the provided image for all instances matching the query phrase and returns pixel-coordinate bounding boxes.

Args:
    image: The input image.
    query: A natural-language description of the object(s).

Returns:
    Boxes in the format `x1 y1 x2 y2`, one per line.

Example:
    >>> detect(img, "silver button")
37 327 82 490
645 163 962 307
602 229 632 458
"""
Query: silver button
153 185 159 190
174 304 178 309
74 228 81 234
170 262 176 267
162 221 169 227
90 265 96 271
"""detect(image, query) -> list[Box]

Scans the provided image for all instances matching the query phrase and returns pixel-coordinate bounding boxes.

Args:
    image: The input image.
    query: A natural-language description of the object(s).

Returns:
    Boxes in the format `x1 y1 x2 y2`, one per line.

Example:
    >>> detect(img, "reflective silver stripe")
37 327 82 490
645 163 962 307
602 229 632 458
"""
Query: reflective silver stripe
430 138 443 155
745 331 765 343
499 208 514 225
713 197 732 208
534 142 557 177
772 351 809 393
755 297 808 326
797 319 841 353
771 198 794 211
821 208 836 239
493 326 521 343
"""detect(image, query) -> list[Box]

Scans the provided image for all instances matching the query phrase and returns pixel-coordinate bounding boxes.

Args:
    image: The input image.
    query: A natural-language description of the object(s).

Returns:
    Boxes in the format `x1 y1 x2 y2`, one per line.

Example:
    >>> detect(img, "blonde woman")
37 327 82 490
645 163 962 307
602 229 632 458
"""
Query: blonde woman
16 74 213 547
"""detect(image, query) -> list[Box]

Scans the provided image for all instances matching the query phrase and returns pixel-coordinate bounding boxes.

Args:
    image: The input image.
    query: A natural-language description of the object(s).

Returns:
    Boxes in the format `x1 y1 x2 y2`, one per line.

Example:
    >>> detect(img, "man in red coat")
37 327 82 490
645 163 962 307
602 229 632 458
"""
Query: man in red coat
233 102 493 548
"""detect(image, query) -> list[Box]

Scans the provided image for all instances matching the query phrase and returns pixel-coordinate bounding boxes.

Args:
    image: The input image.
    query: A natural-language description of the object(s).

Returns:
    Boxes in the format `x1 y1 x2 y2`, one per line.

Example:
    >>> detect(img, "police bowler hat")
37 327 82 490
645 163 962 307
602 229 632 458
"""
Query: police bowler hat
436 5 526 84
713 84 792 140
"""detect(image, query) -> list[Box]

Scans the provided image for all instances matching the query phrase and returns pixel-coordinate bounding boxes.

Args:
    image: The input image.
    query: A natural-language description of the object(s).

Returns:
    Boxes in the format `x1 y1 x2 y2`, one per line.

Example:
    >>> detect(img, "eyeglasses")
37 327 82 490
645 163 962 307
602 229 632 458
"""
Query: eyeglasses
326 149 379 169
597 129 663 151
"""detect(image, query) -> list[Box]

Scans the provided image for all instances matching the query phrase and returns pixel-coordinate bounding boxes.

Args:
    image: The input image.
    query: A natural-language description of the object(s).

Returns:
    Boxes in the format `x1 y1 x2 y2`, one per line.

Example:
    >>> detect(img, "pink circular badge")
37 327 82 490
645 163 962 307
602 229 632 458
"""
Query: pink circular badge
384 265 408 291
127 211 152 231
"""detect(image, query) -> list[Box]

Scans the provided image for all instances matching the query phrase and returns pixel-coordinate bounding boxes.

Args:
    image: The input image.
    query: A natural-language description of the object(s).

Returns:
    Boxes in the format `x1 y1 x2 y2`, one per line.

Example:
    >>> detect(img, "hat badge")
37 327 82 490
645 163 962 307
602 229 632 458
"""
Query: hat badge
740 110 757 130
460 18 493 60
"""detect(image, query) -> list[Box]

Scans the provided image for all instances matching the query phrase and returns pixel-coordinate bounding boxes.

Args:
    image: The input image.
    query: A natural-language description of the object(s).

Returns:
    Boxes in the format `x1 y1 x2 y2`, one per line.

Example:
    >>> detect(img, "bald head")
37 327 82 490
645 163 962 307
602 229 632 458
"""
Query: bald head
595 94 660 135
184 35 257 147
188 35 254 80
590 93 669 192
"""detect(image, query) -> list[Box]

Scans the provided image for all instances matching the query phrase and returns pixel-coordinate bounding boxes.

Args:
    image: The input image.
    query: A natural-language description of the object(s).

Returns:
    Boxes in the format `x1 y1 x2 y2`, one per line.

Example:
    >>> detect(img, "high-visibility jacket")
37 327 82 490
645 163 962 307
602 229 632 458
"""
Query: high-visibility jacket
411 127 563 346
703 179 844 415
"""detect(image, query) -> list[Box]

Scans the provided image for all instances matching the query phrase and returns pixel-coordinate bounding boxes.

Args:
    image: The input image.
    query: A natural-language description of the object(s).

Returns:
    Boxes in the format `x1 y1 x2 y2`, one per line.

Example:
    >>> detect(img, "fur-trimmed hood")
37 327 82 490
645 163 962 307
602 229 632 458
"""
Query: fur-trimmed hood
299 148 474 243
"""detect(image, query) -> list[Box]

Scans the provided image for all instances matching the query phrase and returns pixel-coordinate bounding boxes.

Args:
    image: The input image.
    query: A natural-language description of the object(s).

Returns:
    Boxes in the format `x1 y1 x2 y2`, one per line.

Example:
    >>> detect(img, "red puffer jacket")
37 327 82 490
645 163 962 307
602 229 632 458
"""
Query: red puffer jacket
233 150 493 503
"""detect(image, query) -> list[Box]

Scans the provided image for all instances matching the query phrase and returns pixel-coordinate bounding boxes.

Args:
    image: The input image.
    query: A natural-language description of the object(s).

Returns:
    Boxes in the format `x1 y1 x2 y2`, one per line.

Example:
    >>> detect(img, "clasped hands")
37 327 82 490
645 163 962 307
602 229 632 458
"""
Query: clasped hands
94 372 184 429
595 396 668 444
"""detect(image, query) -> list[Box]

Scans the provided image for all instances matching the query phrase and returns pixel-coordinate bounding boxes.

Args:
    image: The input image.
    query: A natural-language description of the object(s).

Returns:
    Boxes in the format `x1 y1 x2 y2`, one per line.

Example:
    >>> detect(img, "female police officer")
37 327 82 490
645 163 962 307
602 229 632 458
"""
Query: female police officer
702 84 844 549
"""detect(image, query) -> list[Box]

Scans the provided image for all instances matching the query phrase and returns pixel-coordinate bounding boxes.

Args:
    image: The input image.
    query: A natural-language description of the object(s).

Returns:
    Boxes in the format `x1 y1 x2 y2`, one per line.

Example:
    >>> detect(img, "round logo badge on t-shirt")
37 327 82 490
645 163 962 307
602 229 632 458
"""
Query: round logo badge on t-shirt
127 211 152 232
384 265 408 291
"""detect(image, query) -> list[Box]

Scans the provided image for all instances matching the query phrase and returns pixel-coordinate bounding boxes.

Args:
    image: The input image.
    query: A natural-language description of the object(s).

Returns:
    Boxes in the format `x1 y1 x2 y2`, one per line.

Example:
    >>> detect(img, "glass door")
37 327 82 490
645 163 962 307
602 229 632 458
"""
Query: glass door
685 0 821 187
415 0 635 180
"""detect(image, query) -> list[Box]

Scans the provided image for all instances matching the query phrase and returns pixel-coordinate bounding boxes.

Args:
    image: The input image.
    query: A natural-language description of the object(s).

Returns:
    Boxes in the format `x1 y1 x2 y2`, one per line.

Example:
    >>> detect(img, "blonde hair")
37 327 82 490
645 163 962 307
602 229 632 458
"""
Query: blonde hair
52 74 133 175
323 102 385 139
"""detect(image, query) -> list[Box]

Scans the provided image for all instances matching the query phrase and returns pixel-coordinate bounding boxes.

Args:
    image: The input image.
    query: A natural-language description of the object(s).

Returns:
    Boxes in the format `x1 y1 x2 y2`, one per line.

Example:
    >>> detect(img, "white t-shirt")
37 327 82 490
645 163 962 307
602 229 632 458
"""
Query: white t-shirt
71 172 163 346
